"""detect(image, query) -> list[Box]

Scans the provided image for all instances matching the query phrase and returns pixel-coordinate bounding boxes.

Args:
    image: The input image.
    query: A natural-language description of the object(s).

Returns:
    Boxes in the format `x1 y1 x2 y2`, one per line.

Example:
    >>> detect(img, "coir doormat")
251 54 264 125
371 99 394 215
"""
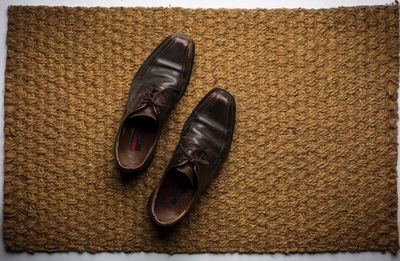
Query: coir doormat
3 5 399 254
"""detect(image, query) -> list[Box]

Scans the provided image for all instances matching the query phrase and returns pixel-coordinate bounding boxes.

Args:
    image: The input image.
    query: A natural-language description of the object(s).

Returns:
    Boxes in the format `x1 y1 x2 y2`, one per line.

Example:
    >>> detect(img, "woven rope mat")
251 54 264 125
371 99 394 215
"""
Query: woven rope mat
3 5 399 254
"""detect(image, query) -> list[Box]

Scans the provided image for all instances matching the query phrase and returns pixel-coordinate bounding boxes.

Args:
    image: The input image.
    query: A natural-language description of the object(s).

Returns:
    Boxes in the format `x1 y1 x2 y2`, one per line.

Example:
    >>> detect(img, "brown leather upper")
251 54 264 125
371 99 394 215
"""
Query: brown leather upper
149 88 236 226
114 34 194 173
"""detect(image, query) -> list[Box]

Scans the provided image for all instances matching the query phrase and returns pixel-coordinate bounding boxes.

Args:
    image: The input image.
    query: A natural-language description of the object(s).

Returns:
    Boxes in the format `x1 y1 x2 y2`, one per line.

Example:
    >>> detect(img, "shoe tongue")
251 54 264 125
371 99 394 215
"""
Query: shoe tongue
130 106 157 121
175 163 195 187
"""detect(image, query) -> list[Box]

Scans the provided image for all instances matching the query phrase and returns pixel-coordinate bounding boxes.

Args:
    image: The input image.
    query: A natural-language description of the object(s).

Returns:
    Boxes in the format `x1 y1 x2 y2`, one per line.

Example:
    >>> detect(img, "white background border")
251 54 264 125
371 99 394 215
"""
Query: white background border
0 1 398 261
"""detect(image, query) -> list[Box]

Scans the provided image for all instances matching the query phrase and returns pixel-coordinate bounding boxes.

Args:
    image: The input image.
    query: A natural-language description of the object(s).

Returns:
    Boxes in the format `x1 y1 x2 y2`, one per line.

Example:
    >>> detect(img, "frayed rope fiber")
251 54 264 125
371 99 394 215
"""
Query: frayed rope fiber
3 5 399 254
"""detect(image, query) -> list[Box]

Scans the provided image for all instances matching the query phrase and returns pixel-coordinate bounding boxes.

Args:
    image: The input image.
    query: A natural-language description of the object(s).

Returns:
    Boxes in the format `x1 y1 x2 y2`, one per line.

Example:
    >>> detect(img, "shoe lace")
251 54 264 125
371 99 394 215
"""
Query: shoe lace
140 87 169 113
179 140 210 171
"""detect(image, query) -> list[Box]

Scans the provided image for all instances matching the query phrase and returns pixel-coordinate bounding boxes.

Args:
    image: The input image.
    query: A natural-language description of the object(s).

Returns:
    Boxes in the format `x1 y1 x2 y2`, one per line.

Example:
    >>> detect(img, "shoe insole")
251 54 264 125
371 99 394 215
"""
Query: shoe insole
118 116 157 169
154 170 195 223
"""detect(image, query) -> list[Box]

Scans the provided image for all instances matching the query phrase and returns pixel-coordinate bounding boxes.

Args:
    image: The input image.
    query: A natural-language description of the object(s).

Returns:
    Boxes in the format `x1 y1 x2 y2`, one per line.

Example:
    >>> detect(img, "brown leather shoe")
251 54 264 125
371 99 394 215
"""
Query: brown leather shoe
114 34 194 173
148 88 236 226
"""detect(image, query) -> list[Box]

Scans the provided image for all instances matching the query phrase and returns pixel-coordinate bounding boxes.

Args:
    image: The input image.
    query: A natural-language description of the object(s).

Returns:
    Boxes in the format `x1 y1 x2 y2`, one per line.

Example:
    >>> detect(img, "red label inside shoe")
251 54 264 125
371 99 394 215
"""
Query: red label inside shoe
165 187 183 206
130 128 145 151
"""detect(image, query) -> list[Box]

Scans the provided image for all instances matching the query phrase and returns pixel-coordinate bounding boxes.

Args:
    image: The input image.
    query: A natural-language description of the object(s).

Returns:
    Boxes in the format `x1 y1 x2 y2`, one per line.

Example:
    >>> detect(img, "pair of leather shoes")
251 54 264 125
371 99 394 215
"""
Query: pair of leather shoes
114 34 236 226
